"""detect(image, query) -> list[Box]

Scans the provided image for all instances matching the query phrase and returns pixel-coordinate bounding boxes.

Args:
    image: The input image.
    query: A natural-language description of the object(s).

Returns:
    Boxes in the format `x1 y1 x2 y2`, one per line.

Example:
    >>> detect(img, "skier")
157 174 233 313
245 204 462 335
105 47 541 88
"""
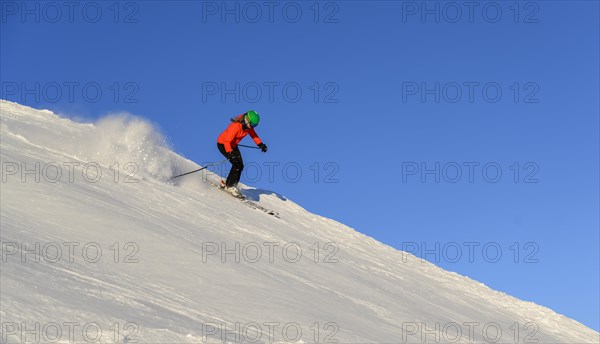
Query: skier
217 110 267 197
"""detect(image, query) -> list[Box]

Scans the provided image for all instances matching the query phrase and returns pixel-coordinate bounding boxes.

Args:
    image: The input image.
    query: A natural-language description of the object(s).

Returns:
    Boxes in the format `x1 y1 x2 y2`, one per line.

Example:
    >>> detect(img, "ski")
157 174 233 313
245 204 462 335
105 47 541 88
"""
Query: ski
241 199 280 218
211 180 280 218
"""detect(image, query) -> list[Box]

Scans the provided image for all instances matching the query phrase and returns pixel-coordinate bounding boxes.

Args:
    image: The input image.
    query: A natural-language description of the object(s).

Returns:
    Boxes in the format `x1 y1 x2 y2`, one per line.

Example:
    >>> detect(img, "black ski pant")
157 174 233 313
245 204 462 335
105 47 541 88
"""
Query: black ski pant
217 143 243 187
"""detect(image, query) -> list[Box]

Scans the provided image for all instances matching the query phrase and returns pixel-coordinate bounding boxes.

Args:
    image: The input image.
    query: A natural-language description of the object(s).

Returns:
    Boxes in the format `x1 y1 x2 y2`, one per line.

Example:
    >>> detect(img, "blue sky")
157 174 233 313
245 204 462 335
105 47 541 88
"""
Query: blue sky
2 0 599 331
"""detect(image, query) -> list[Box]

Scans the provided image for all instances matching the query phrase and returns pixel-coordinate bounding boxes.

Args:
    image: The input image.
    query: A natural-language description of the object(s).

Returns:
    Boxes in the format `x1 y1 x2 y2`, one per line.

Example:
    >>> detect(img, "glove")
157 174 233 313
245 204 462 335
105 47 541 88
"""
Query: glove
258 143 268 153
226 151 236 160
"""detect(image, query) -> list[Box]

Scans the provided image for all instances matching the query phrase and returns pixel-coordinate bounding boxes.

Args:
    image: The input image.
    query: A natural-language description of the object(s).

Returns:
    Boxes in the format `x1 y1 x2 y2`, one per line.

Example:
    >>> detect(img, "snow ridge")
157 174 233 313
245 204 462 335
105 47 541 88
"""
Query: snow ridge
1 100 598 343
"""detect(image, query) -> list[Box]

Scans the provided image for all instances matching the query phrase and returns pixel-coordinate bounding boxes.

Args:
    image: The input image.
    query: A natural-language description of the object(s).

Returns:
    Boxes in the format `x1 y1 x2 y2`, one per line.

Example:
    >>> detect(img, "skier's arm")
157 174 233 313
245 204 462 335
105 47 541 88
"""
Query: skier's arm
249 129 267 152
248 128 262 145
221 124 240 152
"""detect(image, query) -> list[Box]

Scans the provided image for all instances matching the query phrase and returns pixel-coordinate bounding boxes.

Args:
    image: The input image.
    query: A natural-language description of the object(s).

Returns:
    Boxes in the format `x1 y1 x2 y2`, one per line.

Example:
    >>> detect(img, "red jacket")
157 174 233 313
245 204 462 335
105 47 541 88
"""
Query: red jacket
217 122 262 153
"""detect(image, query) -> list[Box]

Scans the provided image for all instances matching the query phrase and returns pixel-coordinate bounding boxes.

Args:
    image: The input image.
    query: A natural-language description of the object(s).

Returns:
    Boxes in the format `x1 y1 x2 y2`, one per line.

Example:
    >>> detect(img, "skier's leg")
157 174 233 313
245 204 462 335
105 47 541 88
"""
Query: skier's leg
217 143 228 157
218 143 234 187
217 144 244 187
227 148 244 187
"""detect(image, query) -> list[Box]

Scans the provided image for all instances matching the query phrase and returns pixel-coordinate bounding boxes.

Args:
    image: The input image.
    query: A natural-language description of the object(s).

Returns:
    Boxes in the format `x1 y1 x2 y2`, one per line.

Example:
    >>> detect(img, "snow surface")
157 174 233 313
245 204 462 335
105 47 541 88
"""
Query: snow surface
1 100 598 343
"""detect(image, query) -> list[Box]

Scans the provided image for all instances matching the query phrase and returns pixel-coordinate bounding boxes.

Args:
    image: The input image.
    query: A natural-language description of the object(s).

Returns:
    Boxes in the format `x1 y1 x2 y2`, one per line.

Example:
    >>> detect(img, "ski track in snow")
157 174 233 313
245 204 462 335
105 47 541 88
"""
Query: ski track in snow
0 100 598 343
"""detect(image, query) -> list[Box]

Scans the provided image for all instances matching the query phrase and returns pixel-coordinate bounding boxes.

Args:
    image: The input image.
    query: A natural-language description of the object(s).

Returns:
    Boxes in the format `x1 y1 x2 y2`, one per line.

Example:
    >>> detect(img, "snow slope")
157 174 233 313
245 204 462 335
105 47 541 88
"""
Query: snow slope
1 100 598 343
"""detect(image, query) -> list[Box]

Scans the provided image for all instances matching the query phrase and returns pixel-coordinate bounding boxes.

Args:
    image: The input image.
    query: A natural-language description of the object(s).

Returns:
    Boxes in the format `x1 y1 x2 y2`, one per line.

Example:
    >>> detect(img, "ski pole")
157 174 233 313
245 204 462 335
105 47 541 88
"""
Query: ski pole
237 144 260 149
171 159 228 179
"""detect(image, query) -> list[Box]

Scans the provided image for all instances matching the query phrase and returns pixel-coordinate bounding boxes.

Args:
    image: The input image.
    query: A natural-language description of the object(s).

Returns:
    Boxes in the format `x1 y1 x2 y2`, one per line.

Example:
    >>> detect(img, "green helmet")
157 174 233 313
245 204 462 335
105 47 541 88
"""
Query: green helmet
245 110 260 128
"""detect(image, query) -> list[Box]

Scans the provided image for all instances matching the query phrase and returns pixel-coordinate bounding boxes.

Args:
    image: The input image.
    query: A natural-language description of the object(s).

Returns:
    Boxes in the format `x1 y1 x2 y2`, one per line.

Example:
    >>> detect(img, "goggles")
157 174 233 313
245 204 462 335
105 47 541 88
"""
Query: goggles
245 115 257 128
